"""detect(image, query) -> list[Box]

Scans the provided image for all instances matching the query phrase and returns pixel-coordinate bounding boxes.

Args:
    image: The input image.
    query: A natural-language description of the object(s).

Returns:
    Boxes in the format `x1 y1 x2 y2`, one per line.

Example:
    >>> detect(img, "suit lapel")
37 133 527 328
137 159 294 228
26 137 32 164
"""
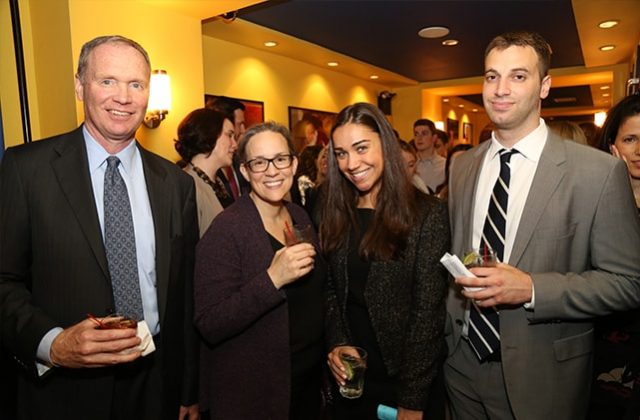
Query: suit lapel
138 144 170 325
461 143 489 253
510 134 567 266
51 128 110 279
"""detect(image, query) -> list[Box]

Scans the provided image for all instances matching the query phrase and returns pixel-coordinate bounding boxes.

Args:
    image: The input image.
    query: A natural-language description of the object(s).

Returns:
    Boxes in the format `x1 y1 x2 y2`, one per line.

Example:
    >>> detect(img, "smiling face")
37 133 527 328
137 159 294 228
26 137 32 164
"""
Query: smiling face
75 42 150 153
239 130 297 205
613 115 640 180
211 119 237 168
482 45 551 144
332 123 384 203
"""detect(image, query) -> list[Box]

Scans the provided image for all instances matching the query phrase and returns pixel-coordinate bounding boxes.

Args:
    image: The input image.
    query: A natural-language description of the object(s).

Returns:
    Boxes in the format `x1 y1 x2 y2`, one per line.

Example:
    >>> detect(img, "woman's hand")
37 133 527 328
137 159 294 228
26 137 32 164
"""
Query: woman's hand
327 345 359 385
397 407 423 420
267 243 315 289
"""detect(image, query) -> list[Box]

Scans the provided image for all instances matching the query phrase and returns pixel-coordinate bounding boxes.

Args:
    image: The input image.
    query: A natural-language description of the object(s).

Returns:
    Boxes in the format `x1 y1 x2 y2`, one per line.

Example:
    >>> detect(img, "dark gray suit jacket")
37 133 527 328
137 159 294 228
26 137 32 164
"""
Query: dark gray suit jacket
446 133 640 419
326 192 450 410
0 127 199 419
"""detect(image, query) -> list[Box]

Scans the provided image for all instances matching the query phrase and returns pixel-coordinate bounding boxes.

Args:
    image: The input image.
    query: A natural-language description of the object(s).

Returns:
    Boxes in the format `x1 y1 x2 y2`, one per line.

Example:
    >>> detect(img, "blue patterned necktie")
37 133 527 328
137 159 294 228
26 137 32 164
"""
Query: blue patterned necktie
468 149 518 360
104 156 144 320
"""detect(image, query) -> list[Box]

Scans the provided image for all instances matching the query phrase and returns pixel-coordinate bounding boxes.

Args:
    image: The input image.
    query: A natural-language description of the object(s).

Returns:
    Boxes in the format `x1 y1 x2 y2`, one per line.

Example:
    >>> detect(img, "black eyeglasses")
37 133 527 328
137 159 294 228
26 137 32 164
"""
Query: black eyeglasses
244 154 294 173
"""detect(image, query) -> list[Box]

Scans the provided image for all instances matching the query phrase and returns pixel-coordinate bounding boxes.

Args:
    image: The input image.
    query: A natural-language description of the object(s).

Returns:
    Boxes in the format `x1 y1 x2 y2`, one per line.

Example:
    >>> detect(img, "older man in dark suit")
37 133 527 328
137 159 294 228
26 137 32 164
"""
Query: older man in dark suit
0 35 199 420
444 31 640 420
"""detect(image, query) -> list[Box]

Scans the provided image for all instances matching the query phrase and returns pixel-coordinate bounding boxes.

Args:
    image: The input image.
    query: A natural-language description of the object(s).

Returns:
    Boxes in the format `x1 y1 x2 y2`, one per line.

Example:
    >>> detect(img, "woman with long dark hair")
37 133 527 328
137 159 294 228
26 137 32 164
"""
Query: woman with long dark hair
321 103 449 419
589 94 640 419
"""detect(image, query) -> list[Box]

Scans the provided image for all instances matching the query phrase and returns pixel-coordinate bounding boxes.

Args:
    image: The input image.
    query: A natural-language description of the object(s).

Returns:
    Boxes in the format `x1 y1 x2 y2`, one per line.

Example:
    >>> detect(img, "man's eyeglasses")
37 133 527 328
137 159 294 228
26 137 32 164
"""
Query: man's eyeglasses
244 154 294 173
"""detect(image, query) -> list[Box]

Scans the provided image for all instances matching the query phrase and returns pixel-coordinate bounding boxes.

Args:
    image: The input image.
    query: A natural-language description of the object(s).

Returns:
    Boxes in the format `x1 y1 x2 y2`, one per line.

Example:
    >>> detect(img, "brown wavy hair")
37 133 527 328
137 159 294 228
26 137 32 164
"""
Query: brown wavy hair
320 103 419 261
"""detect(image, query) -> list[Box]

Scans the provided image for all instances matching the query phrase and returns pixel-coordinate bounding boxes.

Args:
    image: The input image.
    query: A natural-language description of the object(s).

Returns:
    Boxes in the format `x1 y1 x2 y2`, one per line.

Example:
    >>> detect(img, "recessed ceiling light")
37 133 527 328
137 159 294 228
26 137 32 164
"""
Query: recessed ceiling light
599 45 616 51
327 61 339 67
418 26 450 39
472 108 478 112
600 85 610 90
264 41 278 47
602 93 610 97
369 75 379 80
458 104 464 108
442 39 459 46
598 20 620 29
443 98 450 102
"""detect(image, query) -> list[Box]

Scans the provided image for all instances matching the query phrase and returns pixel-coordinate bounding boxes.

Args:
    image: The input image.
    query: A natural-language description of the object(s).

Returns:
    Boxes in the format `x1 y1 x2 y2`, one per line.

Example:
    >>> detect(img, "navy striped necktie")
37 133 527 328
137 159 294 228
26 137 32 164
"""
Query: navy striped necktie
468 148 518 360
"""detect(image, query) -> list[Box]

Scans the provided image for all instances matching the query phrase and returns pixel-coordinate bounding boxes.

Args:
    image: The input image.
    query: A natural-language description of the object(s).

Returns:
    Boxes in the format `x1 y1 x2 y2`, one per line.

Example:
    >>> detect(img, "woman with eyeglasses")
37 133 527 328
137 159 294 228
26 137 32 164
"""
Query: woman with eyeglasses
174 108 237 237
194 121 326 419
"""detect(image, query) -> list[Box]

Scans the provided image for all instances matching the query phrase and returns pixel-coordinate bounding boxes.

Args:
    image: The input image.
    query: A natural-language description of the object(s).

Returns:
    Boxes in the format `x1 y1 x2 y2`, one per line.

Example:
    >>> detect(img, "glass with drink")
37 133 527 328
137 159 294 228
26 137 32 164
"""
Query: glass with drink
338 346 368 399
283 224 314 246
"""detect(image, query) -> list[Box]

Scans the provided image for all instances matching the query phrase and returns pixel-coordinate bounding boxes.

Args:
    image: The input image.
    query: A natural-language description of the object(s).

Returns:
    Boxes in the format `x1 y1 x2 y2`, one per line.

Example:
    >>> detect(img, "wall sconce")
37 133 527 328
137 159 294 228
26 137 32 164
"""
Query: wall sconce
594 111 607 127
144 70 171 129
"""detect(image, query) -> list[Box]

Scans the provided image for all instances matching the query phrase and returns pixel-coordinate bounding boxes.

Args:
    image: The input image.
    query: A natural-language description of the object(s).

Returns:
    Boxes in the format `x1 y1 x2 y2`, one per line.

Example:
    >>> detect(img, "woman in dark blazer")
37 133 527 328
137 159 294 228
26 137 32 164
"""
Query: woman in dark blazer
321 103 450 419
194 122 326 419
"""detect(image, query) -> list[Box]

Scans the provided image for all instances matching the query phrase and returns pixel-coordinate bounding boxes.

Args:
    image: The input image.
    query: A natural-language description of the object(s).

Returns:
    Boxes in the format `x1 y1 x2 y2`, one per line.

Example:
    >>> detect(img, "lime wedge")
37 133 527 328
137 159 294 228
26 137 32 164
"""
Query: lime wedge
343 362 354 380
462 252 479 266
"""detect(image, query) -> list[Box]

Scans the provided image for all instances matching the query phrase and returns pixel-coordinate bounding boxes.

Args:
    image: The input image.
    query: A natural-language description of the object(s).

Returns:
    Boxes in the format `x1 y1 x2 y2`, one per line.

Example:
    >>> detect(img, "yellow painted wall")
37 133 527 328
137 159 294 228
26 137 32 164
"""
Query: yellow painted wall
1 0 28 148
28 0 76 139
202 36 387 129
68 0 205 161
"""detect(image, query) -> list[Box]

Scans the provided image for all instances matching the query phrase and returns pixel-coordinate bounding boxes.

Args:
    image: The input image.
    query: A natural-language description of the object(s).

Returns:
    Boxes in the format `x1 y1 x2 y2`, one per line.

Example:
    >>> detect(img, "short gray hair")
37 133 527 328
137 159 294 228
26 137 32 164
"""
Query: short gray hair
237 121 296 162
76 35 150 82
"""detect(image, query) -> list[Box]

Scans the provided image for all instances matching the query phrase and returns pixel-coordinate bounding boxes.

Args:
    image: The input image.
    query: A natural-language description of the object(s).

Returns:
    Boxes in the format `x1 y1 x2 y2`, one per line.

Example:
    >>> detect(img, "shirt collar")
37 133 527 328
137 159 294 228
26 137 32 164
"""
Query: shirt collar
488 118 547 163
83 125 138 174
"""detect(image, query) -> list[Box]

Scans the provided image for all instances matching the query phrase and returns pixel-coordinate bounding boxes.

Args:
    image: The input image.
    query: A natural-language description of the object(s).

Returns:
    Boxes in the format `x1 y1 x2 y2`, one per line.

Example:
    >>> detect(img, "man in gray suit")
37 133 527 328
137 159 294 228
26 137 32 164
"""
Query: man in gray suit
444 31 640 419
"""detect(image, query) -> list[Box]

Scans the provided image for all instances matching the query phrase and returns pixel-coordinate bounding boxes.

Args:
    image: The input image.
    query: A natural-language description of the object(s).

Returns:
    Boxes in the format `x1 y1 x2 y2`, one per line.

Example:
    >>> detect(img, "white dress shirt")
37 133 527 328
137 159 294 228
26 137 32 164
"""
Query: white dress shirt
472 119 548 264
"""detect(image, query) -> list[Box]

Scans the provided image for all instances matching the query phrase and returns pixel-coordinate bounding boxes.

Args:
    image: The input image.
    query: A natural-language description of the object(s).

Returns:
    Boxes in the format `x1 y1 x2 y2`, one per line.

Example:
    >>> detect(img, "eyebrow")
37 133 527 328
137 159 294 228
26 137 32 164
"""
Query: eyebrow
485 67 531 75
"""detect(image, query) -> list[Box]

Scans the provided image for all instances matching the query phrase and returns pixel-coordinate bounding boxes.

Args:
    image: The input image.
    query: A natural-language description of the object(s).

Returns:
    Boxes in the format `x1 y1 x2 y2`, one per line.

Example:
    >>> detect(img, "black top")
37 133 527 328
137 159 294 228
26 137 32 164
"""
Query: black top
346 209 389 382
267 233 325 379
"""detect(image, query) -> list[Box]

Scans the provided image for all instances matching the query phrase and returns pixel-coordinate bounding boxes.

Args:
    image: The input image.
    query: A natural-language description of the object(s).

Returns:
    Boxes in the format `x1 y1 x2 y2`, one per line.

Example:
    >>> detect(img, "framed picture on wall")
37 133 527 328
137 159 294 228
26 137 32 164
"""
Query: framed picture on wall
288 106 337 152
463 122 473 142
447 118 459 142
204 94 265 129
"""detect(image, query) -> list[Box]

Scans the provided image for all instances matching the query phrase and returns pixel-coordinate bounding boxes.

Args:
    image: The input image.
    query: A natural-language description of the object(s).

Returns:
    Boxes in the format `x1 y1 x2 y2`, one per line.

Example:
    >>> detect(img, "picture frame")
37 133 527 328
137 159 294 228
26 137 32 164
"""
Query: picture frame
288 106 337 152
204 94 265 129
463 122 473 142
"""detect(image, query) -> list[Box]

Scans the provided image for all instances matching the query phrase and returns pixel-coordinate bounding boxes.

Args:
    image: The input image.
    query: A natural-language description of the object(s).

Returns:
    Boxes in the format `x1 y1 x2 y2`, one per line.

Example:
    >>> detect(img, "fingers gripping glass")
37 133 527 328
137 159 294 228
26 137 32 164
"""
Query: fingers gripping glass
245 154 294 173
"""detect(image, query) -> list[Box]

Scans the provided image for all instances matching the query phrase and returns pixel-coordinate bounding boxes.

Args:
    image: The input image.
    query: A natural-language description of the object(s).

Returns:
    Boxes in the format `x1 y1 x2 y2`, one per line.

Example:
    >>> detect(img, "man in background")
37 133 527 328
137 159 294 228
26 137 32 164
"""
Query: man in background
413 118 446 193
0 35 199 420
434 129 450 158
207 95 249 199
444 30 640 419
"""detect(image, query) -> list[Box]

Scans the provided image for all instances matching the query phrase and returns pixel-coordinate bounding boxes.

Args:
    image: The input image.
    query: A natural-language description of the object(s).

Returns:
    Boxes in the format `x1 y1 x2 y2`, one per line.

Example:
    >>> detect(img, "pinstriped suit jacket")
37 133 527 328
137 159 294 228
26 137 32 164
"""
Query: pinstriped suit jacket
0 127 199 419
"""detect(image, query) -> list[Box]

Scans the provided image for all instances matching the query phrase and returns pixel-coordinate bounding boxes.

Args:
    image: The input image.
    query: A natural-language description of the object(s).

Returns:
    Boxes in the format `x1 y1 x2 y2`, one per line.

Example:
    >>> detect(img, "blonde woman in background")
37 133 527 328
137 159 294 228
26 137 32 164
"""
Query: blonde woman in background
547 119 588 145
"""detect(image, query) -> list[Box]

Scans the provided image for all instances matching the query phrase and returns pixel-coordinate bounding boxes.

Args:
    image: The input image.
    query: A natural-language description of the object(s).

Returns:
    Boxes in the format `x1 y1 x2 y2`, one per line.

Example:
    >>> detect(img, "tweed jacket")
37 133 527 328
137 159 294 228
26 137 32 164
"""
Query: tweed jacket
194 194 323 419
325 192 450 410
